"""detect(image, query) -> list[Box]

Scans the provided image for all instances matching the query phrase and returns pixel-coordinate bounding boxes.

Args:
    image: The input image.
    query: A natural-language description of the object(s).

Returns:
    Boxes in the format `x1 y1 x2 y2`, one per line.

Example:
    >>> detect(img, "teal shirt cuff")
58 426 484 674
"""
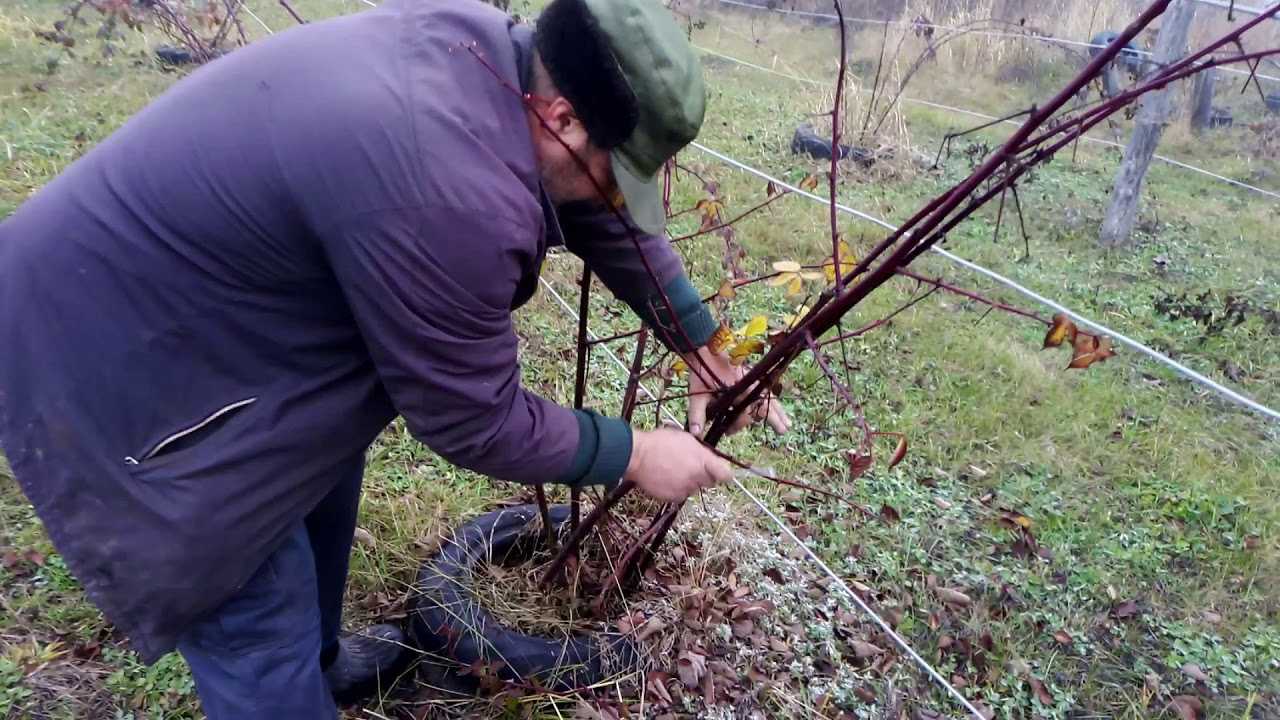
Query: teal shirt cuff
642 275 718 352
554 409 633 491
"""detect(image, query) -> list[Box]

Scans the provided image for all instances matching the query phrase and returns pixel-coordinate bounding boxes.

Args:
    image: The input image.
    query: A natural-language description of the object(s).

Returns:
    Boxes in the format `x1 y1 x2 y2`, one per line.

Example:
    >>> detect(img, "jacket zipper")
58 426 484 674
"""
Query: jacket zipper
124 397 257 465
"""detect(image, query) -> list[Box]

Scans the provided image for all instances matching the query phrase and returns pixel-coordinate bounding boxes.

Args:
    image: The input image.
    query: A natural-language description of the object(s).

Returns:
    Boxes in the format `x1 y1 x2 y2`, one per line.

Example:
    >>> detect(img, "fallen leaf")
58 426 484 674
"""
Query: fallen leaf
1042 313 1078 348
763 567 785 584
636 617 666 642
25 550 46 567
1 551 19 569
846 450 873 480
646 671 673 705
1052 629 1072 646
887 435 909 469
1201 611 1222 624
935 587 972 607
799 173 820 192
998 510 1033 530
1180 663 1209 683
879 504 901 524
854 686 876 703
352 527 376 550
1112 599 1141 619
676 650 706 689
1168 695 1203 720
1029 677 1054 705
732 619 754 638
850 640 885 659
768 637 790 654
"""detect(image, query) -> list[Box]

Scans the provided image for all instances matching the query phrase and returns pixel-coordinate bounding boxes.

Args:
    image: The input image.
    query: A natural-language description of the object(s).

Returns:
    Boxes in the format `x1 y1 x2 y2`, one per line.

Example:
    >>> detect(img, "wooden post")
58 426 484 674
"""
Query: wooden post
1099 0 1197 249
1190 66 1217 133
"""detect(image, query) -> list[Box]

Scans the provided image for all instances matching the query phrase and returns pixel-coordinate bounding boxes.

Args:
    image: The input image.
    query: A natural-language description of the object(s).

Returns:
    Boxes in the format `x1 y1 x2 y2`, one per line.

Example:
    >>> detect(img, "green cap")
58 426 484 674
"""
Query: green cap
537 0 706 235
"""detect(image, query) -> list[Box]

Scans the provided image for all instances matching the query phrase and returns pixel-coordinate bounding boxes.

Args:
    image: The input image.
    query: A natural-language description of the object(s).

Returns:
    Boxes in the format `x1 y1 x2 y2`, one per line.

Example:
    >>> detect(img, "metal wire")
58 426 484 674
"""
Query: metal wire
710 0 1280 82
689 141 1280 423
693 44 1280 201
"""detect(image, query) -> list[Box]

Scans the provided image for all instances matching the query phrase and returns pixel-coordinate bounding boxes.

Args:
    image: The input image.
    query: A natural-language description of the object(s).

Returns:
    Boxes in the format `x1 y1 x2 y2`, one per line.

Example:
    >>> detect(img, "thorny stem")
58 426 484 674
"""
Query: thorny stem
570 265 593 536
830 0 848 295
278 0 306 24
669 191 790 243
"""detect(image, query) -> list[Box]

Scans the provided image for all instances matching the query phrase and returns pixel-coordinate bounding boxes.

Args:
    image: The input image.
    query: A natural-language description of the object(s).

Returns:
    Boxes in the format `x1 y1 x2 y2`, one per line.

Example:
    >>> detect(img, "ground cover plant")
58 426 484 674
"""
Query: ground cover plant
2 0 1279 718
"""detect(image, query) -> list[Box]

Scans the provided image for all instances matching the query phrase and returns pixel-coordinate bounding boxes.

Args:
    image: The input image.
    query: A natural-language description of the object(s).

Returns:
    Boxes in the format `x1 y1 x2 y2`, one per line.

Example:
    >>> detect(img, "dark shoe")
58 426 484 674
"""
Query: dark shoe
323 624 414 705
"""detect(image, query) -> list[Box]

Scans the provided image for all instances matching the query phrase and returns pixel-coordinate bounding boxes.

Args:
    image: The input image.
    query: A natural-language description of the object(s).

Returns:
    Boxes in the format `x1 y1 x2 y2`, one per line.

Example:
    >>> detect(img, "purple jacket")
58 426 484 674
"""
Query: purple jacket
0 0 714 662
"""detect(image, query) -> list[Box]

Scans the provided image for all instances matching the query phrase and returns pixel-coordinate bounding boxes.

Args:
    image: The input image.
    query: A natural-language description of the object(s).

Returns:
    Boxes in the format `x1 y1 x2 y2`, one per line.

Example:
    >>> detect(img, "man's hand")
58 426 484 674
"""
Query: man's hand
625 428 732 502
685 345 790 438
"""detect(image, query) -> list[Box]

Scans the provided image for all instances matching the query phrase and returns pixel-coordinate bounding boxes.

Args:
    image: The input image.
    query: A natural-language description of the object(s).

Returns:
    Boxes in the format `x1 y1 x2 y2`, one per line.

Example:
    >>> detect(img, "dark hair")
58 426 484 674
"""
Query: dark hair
535 0 640 150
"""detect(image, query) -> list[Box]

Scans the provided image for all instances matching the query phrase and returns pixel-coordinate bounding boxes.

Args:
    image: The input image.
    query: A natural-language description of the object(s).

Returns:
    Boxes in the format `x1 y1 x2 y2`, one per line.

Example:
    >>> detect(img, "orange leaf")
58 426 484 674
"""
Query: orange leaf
1042 313 1077 348
887 435 908 468
1094 336 1116 361
799 173 820 192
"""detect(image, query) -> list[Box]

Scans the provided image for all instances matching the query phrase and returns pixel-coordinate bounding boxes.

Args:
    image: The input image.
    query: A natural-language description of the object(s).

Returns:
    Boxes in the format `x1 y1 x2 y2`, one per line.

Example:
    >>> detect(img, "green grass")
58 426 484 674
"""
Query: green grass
2 1 1279 718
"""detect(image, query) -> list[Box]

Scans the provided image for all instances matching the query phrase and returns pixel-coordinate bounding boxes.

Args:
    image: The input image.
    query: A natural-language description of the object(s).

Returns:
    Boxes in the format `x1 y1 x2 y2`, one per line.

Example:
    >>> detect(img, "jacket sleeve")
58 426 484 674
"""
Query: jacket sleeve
557 202 718 352
320 206 632 489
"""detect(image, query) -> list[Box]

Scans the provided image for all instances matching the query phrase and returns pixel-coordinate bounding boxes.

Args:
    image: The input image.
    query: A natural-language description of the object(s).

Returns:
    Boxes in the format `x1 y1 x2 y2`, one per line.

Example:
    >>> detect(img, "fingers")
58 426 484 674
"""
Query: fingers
688 391 708 438
702 454 733 489
764 395 791 435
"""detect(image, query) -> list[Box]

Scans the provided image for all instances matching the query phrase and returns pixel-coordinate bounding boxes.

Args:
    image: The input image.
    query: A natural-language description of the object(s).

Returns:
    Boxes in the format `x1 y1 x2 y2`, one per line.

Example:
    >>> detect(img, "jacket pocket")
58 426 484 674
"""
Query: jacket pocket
125 397 257 466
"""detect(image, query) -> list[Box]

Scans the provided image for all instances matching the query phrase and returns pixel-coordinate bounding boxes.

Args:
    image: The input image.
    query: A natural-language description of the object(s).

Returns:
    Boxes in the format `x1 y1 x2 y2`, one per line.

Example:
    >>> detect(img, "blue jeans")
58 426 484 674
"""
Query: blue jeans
176 454 364 720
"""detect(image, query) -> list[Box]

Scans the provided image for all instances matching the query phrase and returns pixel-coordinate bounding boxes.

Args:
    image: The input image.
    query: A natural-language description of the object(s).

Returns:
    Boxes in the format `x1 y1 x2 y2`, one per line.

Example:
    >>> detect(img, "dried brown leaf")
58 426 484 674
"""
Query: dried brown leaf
1180 663 1209 683
846 450 874 480
1168 695 1204 720
676 650 706 689
850 640 885 659
1029 677 1054 705
888 435 909 469
935 587 972 607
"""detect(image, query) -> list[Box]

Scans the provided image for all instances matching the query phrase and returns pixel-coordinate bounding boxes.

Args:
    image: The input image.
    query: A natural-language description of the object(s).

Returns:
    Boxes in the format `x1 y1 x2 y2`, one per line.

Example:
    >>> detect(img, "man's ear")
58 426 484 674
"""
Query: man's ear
539 97 590 151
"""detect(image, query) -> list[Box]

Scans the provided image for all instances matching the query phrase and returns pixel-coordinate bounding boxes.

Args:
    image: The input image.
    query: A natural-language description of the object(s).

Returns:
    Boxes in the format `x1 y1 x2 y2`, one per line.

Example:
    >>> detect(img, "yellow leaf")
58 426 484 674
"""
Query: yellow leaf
800 271 825 281
822 240 856 284
1042 313 1077 349
772 260 802 273
671 358 687 376
766 273 793 287
739 315 768 338
785 275 804 297
728 338 764 365
716 279 737 300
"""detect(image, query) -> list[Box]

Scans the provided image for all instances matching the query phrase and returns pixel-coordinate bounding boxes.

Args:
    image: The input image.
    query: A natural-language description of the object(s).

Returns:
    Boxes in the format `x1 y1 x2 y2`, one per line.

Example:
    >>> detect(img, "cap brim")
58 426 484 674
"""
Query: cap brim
612 151 666 236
